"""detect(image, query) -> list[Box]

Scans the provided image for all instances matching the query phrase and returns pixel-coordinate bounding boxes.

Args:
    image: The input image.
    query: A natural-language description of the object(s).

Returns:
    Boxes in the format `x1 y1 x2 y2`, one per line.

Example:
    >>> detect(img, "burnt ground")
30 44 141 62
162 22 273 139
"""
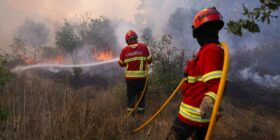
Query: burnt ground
225 81 280 116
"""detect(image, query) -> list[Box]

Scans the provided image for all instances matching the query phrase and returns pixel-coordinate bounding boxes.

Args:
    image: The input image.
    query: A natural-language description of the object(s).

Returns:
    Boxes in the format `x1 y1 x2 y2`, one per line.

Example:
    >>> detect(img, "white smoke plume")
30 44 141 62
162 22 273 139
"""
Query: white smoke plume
1 0 280 90
240 67 280 90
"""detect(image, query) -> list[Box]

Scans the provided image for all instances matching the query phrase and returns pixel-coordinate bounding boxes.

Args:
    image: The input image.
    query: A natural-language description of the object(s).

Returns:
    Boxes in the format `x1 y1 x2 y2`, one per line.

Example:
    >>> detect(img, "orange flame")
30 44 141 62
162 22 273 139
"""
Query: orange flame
53 55 64 64
94 50 113 61
23 57 35 65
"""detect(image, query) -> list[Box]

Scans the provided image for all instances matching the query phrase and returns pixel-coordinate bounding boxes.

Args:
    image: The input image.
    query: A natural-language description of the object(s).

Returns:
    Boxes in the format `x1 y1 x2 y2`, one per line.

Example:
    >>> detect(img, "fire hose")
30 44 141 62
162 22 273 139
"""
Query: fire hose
205 42 229 140
131 42 230 140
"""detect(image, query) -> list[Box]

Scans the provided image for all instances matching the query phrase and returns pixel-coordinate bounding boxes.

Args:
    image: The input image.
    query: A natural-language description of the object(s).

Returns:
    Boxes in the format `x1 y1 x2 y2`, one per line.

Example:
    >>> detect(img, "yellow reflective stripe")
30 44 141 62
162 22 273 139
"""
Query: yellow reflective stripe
124 56 147 63
202 71 222 82
205 92 217 100
140 59 143 71
118 59 124 64
180 102 201 115
179 107 209 123
125 71 145 78
187 76 203 83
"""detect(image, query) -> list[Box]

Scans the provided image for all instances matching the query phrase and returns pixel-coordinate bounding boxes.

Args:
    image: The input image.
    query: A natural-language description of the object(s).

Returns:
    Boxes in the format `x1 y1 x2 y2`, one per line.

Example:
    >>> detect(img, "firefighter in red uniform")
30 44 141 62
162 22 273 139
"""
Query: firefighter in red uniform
170 7 224 140
118 30 152 114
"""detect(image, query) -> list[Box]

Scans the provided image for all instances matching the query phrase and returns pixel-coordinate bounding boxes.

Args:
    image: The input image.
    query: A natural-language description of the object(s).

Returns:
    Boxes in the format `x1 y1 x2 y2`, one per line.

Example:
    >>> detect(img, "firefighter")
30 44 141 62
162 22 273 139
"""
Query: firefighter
118 30 152 114
170 7 224 140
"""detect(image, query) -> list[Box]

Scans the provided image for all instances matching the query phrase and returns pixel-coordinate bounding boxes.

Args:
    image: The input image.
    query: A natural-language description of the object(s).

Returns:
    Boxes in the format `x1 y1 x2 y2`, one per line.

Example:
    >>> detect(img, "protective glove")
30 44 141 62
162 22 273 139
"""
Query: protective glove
200 96 214 119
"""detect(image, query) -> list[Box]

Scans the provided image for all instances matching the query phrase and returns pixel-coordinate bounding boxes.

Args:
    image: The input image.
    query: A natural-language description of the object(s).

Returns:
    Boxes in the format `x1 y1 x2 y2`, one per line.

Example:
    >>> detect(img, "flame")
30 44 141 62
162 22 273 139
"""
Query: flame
23 57 35 65
14 48 66 65
14 48 36 65
53 55 64 64
94 50 113 61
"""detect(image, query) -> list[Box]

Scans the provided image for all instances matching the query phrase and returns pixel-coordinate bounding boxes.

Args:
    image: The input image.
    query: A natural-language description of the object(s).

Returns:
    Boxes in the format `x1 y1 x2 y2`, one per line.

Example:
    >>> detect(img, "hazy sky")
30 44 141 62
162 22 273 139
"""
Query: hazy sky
0 0 139 50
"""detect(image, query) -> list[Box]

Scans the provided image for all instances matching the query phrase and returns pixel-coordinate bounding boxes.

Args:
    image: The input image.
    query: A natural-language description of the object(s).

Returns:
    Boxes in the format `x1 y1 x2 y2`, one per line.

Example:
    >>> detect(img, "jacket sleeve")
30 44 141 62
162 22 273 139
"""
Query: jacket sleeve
201 47 224 101
118 48 126 67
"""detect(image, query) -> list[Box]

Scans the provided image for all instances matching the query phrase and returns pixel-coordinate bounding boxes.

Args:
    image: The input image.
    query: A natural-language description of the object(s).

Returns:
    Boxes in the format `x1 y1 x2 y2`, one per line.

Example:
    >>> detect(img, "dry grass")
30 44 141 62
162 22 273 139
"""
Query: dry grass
0 73 176 140
0 73 279 140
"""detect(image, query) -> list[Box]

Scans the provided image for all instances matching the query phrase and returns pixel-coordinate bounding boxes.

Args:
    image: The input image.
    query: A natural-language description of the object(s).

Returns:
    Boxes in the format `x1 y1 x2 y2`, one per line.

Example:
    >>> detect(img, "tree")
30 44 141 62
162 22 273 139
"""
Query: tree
56 21 82 54
149 34 187 91
16 19 50 61
79 16 117 51
227 0 280 36
141 27 154 45
56 21 82 75
10 38 26 59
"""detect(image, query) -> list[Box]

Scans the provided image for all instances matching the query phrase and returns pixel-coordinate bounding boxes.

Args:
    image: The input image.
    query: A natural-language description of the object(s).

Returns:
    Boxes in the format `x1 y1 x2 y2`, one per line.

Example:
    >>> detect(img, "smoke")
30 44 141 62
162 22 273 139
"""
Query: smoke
2 0 279 50
240 67 280 90
1 0 280 89
134 0 280 90
0 0 139 51
143 0 280 48
16 19 50 47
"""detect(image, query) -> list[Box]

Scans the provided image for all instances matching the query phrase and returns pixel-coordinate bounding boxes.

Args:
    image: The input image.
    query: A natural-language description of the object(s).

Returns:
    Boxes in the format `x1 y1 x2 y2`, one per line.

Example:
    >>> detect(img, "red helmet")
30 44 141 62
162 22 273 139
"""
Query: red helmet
192 7 224 38
125 30 138 44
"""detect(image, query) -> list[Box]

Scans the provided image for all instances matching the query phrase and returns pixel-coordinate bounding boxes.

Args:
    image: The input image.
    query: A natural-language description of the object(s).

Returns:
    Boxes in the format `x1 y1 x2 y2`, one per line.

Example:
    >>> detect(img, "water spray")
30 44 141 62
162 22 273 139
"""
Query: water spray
12 58 119 73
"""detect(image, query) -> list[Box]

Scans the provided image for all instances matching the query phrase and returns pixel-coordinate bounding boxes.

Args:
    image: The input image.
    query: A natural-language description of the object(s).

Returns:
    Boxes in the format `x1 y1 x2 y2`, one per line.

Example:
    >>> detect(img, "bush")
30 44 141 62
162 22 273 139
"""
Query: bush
0 54 13 87
148 34 188 91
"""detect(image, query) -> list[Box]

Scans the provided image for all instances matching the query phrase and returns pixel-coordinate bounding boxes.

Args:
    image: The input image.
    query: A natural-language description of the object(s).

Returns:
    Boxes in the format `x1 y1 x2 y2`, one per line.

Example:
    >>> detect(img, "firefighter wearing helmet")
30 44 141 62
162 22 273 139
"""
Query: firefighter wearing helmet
169 7 224 140
118 30 152 114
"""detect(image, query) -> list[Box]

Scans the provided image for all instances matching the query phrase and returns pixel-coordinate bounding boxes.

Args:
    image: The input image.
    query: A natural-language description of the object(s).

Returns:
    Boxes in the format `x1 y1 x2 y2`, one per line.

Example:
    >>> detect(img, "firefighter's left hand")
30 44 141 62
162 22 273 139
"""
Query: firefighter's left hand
200 96 214 119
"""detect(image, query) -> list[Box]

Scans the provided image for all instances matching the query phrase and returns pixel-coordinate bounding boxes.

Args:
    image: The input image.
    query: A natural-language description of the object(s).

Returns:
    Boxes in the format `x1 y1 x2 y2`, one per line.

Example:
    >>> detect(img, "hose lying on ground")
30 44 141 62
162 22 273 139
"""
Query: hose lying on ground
131 78 186 133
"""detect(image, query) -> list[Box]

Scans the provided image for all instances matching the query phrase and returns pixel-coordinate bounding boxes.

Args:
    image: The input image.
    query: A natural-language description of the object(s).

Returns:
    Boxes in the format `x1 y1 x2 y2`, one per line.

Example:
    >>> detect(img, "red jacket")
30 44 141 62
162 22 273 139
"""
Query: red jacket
178 43 224 127
118 42 152 80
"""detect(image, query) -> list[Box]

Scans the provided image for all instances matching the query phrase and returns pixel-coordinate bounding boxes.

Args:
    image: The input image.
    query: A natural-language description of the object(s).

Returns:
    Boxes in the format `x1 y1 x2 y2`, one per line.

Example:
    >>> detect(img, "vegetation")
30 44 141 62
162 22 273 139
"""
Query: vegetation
227 0 280 36
16 19 50 61
0 53 13 124
2 1 280 139
56 21 82 54
0 54 13 87
147 34 187 91
0 68 279 139
79 16 117 52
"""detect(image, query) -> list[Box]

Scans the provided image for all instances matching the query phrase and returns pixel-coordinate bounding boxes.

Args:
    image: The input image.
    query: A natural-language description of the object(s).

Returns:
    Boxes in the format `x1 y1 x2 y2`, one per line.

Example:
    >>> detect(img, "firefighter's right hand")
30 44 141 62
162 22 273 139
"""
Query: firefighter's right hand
200 96 214 119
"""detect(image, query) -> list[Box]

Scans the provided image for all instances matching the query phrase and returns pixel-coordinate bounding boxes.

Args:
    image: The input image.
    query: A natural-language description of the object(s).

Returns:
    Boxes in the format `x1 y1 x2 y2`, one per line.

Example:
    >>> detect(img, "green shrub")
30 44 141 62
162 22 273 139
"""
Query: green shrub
148 34 188 92
0 54 14 87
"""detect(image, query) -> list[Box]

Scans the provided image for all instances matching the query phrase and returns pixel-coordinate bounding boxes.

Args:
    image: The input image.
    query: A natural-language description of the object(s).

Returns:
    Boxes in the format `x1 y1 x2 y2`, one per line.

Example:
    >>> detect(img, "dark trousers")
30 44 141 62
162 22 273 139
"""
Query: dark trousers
169 117 208 140
126 79 147 110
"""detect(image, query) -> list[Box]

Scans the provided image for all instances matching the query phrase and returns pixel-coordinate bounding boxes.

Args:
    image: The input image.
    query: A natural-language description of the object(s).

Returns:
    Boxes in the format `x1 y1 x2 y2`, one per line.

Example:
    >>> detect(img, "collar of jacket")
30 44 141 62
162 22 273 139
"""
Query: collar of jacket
200 42 219 51
129 43 138 48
